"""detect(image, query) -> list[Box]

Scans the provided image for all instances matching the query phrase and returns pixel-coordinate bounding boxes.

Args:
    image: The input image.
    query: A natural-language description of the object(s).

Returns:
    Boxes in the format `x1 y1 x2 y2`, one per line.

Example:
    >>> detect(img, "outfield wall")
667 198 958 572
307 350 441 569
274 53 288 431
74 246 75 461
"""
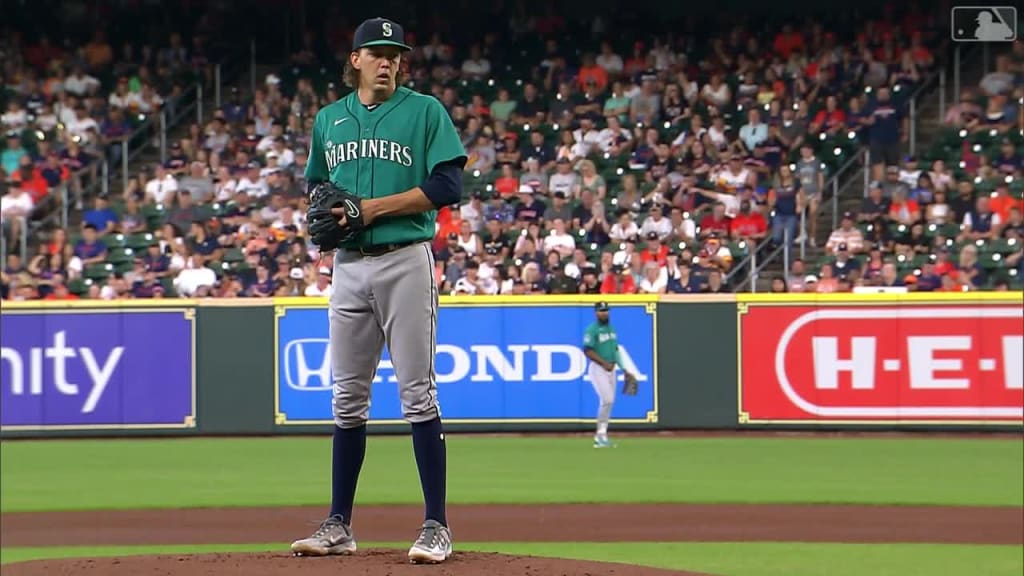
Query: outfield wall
2 293 1021 438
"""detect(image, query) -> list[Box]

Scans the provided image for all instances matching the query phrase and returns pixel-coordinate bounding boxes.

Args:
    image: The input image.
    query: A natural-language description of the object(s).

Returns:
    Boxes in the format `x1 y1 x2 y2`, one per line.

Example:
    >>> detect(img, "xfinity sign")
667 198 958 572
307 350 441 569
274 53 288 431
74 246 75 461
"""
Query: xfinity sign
1 331 123 414
1 310 196 431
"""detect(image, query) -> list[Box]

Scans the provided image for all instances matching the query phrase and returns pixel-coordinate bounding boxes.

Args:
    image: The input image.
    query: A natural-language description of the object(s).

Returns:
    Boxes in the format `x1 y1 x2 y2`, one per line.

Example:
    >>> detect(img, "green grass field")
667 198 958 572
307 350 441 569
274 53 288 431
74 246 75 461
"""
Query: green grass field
2 435 1022 575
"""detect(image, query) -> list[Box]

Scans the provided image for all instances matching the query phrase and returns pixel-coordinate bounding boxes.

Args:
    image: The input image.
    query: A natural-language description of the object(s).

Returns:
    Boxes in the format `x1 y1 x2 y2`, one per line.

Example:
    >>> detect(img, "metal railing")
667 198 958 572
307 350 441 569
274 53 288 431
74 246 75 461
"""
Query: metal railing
112 42 255 184
906 43 985 156
729 149 866 292
730 40 986 293
0 216 29 264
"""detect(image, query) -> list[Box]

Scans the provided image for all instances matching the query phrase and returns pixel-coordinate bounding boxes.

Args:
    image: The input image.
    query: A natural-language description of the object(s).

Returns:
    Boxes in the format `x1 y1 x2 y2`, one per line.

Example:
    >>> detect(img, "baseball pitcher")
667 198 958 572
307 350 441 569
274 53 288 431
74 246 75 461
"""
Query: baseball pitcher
290 17 466 565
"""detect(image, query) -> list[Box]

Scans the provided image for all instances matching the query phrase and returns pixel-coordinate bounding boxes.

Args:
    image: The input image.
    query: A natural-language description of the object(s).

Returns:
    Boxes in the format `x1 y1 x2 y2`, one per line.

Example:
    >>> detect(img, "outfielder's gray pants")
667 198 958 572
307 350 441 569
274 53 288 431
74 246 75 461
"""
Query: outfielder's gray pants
588 362 616 435
329 241 440 428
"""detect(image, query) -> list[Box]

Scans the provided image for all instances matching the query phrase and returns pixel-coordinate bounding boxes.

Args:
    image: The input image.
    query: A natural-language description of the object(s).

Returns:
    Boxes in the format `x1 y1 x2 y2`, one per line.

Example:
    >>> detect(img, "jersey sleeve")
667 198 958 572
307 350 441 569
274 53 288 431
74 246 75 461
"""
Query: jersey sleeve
305 109 329 184
583 325 594 349
424 97 468 173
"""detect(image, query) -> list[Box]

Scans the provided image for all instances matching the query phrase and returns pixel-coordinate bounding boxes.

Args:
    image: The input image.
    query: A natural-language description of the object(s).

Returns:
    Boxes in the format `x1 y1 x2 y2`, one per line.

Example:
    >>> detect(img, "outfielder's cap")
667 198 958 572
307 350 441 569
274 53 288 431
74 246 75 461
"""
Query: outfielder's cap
353 17 412 52
595 301 610 311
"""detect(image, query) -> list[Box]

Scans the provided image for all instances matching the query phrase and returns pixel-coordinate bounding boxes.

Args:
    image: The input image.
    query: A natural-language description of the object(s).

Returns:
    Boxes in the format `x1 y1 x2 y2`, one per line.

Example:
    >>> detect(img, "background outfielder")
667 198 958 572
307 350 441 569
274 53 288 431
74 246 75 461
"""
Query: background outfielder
291 17 467 565
583 302 637 448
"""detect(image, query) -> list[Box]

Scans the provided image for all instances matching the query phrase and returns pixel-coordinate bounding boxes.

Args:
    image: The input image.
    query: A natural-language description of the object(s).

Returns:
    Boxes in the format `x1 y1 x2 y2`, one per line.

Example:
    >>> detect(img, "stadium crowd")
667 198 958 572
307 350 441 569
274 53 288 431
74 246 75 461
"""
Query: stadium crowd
2 5 1022 301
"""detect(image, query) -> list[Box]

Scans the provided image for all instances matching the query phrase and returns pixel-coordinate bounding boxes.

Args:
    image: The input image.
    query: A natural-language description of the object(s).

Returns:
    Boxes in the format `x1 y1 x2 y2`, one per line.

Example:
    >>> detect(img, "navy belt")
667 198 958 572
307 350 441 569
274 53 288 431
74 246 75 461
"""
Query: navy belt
347 241 418 257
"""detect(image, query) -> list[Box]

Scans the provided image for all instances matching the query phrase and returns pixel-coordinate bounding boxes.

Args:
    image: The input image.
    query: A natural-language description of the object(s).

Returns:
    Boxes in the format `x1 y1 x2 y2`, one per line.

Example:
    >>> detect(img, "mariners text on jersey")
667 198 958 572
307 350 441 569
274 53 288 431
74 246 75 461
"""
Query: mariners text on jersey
323 138 414 171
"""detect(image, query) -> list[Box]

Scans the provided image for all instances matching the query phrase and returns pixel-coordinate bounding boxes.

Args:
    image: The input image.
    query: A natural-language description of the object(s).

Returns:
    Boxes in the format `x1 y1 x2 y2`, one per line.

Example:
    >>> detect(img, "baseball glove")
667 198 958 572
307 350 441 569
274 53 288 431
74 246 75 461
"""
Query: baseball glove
622 372 639 396
307 182 365 250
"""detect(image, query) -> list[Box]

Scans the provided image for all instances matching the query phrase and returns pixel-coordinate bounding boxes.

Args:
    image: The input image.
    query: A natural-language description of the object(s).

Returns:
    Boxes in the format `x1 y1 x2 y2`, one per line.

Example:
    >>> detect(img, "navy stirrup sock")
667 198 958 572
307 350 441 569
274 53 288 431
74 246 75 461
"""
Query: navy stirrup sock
411 416 448 526
330 424 367 523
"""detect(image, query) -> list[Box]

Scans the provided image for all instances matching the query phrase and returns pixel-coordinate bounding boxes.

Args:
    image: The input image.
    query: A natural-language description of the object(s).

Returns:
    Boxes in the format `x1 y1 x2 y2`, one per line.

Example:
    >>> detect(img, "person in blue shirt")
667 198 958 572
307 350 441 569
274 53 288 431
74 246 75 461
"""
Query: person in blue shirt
665 255 703 293
2 133 26 174
73 224 108 268
82 196 119 235
865 87 907 180
739 109 768 151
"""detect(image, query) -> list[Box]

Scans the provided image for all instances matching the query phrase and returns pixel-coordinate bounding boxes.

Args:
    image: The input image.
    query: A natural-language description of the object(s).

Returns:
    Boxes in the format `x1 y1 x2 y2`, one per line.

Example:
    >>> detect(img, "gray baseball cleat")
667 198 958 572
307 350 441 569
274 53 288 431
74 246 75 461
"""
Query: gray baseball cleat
290 514 357 556
407 519 453 564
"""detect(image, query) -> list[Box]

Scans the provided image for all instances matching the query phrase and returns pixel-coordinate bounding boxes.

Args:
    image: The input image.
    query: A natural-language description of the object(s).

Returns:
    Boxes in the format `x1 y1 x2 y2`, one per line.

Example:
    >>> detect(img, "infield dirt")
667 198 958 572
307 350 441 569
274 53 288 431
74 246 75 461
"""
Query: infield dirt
2 550 710 576
3 502 1021 575
3 503 1020 547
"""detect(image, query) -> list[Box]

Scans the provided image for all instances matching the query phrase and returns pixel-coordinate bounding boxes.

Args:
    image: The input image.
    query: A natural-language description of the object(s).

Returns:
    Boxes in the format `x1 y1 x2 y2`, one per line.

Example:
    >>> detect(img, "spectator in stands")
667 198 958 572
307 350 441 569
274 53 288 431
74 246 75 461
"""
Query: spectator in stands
957 244 986 289
601 264 636 294
826 212 865 254
698 232 733 273
699 201 732 240
888 187 921 227
82 195 119 236
831 243 861 277
961 195 1002 242
609 209 639 242
866 86 906 180
785 259 807 292
2 134 26 175
637 260 667 294
794 143 825 243
1 184 33 245
739 109 768 151
770 164 803 246
989 183 1024 224
702 268 728 293
729 200 768 245
70 223 108 274
144 163 178 205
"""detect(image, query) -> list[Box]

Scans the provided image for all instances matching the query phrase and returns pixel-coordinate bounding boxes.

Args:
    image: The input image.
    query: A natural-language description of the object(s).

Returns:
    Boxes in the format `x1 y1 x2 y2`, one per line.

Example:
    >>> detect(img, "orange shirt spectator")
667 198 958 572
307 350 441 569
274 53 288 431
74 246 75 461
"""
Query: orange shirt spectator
639 244 668 267
433 207 462 252
812 108 847 131
730 210 768 240
11 166 49 204
494 174 519 197
600 271 636 294
888 197 921 224
83 35 113 70
989 188 1023 223
773 29 805 58
578 65 609 93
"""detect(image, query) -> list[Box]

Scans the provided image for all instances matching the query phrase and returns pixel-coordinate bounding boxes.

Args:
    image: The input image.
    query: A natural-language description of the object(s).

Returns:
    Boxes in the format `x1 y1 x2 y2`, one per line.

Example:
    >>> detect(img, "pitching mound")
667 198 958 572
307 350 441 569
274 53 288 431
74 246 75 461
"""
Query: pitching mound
3 550 708 575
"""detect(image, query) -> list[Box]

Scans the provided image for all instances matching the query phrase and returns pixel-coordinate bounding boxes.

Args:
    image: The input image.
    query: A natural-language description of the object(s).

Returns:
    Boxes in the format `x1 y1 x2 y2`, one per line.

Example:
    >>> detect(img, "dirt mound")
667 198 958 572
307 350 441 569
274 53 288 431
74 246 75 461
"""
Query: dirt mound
3 504 1020 547
2 550 706 576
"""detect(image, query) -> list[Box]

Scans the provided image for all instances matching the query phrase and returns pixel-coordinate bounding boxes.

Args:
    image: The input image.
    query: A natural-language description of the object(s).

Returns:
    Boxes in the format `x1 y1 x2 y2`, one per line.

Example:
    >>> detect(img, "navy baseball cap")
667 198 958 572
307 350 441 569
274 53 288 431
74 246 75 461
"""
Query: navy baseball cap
353 17 412 51
595 301 610 312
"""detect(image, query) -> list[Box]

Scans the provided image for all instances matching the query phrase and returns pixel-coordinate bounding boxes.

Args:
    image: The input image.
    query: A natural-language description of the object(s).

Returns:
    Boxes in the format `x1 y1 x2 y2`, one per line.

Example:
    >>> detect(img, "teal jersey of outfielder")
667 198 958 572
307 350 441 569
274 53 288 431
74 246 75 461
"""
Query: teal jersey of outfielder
583 321 621 365
305 86 467 248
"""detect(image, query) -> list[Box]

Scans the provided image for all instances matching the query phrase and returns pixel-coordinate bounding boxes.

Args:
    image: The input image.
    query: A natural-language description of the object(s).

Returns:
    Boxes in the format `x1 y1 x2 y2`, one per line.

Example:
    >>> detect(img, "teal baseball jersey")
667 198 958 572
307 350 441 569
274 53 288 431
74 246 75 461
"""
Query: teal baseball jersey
305 86 467 248
583 321 621 365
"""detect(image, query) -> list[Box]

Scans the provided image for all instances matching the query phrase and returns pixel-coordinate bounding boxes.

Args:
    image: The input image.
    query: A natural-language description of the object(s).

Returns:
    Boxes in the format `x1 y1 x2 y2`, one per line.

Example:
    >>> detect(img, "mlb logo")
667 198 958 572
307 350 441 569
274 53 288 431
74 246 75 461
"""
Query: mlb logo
951 6 1018 42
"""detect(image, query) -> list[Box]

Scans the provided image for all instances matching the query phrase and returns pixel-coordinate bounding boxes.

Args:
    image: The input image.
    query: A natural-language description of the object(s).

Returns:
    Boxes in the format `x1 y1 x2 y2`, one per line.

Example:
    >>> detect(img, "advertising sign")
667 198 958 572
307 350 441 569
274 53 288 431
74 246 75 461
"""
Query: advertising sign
275 301 657 425
738 300 1023 424
1 309 196 431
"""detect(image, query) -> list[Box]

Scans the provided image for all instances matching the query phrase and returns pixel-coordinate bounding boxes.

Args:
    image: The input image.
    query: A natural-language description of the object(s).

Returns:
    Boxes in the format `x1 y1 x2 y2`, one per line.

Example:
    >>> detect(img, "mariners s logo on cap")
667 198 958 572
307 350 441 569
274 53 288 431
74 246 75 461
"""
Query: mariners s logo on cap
353 17 412 51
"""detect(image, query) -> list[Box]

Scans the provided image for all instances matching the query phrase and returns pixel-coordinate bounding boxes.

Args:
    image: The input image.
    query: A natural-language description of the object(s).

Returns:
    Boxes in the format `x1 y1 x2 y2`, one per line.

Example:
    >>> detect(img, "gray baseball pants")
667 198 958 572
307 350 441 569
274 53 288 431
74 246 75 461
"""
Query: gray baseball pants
329 241 440 428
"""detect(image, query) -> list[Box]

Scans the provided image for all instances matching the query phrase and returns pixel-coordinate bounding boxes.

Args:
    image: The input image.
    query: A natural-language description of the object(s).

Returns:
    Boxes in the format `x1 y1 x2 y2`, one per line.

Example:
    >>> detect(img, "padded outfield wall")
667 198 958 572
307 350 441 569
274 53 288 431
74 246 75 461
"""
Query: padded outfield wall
1 293 1021 438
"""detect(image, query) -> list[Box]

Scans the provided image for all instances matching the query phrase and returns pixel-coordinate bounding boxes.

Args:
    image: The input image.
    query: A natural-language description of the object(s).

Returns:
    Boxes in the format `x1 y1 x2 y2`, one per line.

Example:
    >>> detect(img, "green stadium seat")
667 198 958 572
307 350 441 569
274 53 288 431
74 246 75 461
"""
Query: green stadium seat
84 263 114 281
66 278 88 296
222 247 244 263
106 247 136 265
102 234 127 249
127 232 157 250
